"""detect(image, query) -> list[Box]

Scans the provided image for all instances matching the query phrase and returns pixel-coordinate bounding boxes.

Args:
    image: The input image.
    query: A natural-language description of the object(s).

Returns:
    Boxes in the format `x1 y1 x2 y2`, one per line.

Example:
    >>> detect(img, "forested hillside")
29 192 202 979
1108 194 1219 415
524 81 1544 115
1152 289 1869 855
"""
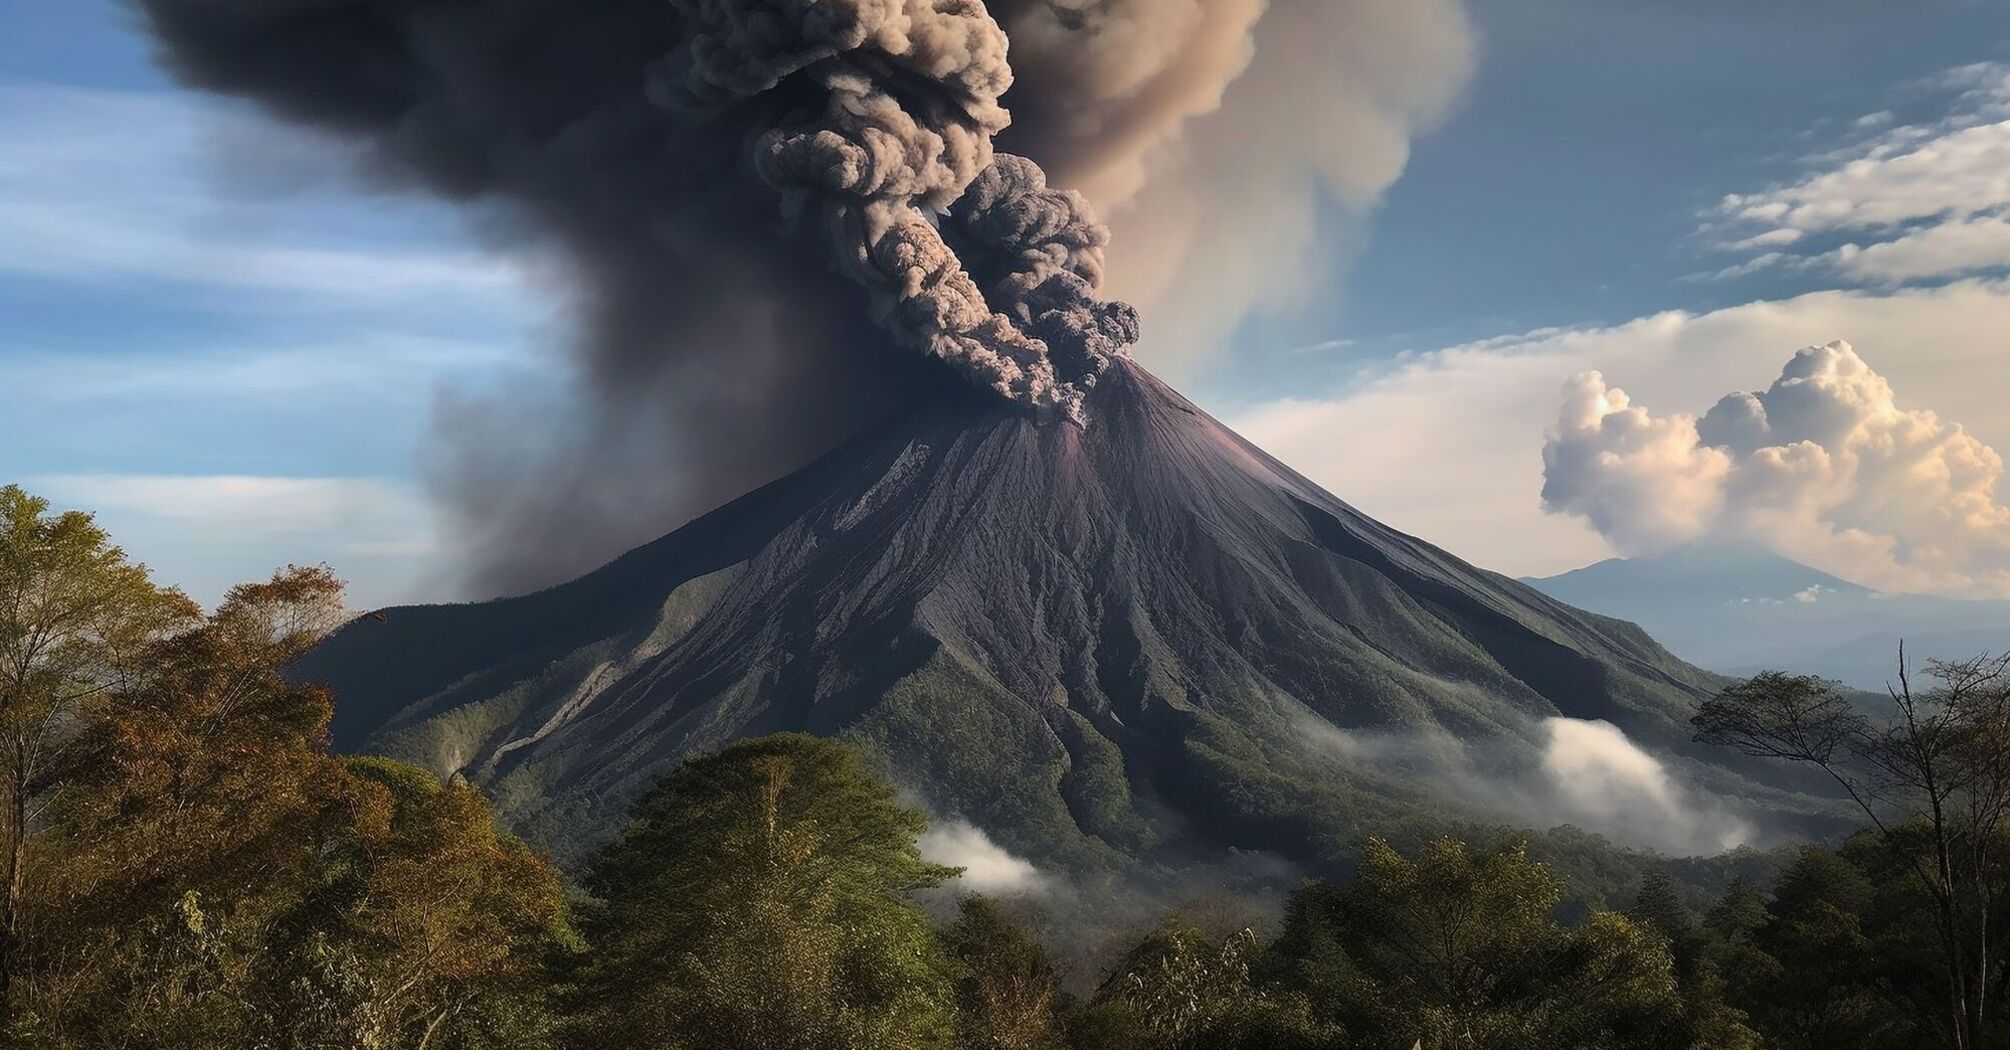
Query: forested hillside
8 484 2006 1049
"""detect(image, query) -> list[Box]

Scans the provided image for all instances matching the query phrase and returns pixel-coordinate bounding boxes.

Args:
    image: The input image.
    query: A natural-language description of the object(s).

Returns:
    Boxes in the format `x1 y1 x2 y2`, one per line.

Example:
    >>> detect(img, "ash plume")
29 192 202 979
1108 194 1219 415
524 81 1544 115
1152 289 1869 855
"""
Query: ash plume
989 0 1478 374
138 0 1136 591
137 0 1473 592
949 154 1141 383
655 0 1138 417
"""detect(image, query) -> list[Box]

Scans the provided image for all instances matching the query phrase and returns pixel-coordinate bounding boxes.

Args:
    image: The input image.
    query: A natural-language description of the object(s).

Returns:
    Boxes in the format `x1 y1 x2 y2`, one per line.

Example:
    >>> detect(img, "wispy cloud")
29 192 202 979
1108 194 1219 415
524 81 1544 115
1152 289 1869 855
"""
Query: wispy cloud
919 820 1045 894
1281 337 1359 357
1291 711 1752 855
1704 62 2010 284
0 334 529 402
0 80 558 608
1539 717 1750 854
0 80 539 309
0 201 524 302
26 474 444 608
32 474 420 531
1829 216 2010 283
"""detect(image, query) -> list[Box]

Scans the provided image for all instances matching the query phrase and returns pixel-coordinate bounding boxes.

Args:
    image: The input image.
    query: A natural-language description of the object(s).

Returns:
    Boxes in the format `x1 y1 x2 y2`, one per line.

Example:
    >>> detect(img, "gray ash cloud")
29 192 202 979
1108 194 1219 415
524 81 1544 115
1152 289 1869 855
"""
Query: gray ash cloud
654 0 1137 416
138 0 1138 591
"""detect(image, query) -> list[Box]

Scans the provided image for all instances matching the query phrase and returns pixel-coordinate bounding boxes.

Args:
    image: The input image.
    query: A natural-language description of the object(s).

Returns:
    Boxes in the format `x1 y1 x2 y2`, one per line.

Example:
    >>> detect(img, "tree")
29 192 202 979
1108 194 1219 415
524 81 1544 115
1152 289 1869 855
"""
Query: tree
0 485 195 1010
1271 838 1713 1050
13 564 571 1048
1628 872 1698 960
1071 920 1328 1050
1694 656 2010 1049
1332 837 1561 1046
941 896 1064 1050
571 733 960 1050
273 758 575 1049
1629 871 1758 1050
15 565 347 1043
1702 878 1768 945
1738 847 1915 1050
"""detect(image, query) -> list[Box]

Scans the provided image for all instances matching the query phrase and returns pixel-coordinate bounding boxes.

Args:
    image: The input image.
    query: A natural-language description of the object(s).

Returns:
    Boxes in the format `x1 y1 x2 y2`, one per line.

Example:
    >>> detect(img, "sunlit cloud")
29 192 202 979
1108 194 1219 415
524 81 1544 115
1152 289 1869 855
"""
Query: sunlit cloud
1705 62 2010 284
1542 341 2010 597
1231 279 2010 591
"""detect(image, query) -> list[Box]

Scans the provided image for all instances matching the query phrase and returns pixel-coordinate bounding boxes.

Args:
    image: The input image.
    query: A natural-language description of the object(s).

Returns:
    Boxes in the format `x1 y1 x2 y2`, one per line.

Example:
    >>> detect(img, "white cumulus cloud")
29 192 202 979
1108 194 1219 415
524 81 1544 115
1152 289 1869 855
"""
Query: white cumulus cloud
1541 374 1732 554
1227 280 2010 590
1540 341 2010 597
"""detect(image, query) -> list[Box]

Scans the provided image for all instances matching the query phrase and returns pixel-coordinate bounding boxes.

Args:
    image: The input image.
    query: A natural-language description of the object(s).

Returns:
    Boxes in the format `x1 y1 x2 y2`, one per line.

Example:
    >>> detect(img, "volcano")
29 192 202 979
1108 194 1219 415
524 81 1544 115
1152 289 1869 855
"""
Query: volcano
298 362 1816 867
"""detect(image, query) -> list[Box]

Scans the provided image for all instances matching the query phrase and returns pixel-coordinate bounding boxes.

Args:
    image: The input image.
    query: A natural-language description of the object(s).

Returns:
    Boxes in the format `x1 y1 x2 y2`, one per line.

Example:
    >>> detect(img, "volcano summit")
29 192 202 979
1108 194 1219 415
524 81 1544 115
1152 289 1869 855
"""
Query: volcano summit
298 363 1817 867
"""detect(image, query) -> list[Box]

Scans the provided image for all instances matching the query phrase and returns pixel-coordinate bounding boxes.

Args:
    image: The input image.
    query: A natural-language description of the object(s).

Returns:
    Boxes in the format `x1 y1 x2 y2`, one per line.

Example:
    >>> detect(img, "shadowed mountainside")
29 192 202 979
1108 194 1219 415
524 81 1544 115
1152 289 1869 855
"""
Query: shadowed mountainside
296 362 1832 868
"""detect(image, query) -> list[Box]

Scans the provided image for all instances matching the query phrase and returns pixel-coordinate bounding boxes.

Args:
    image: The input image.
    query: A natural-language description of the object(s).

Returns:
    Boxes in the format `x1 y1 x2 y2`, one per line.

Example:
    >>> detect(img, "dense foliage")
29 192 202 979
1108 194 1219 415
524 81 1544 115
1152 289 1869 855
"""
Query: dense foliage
569 734 960 1050
1695 661 2010 1049
5 485 2005 1048
1 489 571 1047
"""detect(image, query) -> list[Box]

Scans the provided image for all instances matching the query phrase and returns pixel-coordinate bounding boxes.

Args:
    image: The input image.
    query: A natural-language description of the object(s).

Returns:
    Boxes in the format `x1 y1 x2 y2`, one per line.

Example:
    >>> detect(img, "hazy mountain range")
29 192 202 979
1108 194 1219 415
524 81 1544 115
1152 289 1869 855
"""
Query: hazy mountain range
1525 544 2010 691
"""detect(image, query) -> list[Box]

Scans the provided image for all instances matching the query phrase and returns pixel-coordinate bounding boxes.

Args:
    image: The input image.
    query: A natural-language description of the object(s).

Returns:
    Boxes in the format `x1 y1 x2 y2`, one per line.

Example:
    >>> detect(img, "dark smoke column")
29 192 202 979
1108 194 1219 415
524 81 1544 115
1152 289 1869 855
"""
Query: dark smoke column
135 0 1142 591
655 0 1139 419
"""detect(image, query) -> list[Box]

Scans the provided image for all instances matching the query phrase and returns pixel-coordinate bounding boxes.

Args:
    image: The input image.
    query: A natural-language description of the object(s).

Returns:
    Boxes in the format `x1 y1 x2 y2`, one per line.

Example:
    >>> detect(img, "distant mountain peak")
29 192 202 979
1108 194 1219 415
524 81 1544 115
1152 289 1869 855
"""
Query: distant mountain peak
1526 541 2010 690
1528 542 1873 604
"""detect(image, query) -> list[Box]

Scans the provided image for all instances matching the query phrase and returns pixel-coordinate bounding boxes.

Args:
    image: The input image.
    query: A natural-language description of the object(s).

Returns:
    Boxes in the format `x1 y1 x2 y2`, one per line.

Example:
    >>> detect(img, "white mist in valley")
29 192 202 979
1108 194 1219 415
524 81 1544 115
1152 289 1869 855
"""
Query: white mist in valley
1294 710 1754 856
919 819 1046 895
1538 717 1751 854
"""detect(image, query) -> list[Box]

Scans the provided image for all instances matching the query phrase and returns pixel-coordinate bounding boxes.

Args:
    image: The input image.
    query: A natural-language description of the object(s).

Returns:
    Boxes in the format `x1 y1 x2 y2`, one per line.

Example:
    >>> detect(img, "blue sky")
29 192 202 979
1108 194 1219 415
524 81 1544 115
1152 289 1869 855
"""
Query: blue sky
7 1 2010 607
1212 0 2010 394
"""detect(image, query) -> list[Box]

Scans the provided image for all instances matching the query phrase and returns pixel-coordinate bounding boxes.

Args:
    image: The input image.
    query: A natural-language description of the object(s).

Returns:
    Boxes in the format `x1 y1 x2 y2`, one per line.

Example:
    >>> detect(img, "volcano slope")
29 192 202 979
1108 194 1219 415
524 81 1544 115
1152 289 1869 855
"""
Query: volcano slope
298 362 1828 868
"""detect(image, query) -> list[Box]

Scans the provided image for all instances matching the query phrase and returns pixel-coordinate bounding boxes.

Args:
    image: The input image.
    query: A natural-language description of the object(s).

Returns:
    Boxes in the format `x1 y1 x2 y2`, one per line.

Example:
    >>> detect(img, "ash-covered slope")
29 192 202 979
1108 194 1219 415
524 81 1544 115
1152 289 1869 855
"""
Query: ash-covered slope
298 363 1808 866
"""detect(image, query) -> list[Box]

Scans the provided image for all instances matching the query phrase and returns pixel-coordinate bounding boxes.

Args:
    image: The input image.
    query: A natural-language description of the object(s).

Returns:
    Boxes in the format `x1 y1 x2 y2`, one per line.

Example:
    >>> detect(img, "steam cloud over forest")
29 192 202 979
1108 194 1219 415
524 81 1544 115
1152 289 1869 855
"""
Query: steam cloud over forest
137 0 1473 593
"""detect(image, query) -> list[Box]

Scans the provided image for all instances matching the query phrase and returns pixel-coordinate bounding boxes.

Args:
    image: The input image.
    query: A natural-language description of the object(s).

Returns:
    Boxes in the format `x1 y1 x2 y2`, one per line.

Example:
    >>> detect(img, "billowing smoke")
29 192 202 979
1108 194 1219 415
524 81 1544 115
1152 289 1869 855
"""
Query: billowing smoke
656 0 1138 417
137 0 1473 593
137 0 1135 592
1543 340 2010 597
992 0 1479 372
987 0 1269 205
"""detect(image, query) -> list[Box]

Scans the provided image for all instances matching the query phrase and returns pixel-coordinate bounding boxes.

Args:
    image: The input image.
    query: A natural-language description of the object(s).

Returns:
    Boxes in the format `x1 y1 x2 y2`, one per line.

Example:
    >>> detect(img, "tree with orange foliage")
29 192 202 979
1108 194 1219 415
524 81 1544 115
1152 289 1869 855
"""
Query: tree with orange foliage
0 511 572 1048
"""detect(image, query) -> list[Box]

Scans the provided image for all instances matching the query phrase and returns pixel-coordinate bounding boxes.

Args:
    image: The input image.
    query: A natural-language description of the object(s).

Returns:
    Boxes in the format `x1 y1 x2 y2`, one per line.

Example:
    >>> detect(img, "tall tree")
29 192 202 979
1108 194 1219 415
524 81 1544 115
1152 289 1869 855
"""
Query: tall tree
571 734 960 1050
940 896 1063 1050
1695 656 2010 1049
1629 871 1759 1050
0 485 194 1007
1741 847 1915 1050
1270 838 1722 1050
273 758 575 1049
16 564 571 1048
1073 920 1329 1050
